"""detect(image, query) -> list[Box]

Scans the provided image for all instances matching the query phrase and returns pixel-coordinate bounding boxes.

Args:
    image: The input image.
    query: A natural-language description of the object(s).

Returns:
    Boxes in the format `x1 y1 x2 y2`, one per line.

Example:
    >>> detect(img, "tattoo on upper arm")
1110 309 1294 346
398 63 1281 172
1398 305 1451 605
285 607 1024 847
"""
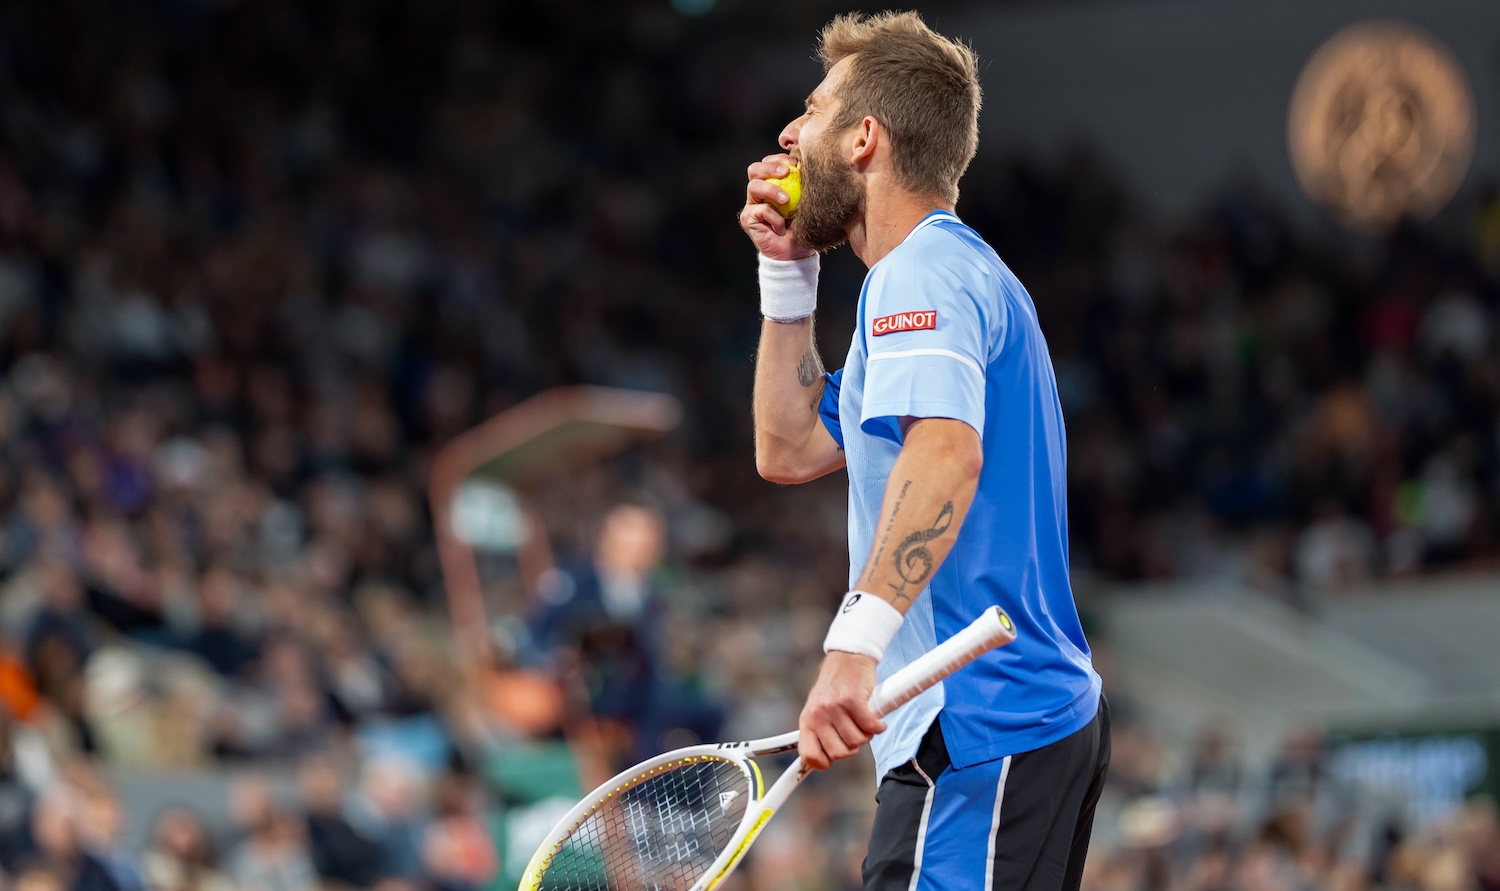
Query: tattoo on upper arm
796 346 823 388
886 501 954 604
798 346 826 412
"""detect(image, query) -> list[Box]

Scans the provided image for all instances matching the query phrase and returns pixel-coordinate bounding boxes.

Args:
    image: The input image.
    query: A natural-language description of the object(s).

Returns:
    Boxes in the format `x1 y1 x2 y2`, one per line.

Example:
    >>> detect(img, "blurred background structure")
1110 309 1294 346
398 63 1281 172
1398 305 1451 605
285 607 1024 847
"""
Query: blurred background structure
0 0 1498 890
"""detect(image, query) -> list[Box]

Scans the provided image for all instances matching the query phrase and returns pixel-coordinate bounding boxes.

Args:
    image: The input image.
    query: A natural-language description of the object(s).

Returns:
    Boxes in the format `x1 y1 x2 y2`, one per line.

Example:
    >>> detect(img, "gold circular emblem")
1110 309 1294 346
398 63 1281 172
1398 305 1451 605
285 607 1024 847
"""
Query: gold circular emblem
1288 21 1475 232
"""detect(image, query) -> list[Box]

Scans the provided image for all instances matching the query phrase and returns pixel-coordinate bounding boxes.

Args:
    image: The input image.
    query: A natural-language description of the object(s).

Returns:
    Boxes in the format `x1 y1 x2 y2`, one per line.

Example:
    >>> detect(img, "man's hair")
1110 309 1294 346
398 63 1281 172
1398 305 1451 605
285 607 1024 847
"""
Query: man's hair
819 11 981 204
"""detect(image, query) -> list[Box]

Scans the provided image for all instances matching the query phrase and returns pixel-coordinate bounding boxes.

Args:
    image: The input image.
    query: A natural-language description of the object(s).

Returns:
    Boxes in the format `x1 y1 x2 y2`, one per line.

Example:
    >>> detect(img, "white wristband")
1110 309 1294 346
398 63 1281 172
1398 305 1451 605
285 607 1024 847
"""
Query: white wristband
759 253 819 322
823 591 905 661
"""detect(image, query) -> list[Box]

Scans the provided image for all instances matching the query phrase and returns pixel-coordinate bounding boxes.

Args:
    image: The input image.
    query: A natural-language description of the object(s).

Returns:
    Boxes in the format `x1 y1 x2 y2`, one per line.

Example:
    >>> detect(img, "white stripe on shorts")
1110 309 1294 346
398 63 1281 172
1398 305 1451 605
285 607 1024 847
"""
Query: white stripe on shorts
907 756 938 891
982 756 1013 891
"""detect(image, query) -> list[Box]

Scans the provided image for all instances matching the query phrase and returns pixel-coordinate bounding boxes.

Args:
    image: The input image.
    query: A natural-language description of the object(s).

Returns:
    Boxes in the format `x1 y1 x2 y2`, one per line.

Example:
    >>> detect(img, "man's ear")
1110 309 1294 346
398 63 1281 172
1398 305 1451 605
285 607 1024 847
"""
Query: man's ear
848 116 879 170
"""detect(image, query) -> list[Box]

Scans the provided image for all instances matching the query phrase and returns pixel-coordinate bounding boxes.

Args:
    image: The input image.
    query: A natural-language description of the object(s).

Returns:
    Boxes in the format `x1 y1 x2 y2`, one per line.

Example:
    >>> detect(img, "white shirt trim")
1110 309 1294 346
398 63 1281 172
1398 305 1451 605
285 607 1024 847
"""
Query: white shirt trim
911 210 959 237
868 347 985 382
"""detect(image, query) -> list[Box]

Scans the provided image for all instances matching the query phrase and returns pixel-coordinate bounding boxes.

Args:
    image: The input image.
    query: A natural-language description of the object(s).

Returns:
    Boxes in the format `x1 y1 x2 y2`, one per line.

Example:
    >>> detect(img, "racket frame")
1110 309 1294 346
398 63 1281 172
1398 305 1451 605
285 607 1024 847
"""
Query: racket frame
516 732 794 891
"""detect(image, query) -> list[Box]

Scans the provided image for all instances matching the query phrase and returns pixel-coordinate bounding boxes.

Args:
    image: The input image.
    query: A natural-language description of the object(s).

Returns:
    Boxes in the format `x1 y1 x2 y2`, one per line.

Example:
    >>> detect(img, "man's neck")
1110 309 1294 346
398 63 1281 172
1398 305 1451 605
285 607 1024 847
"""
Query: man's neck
849 180 953 267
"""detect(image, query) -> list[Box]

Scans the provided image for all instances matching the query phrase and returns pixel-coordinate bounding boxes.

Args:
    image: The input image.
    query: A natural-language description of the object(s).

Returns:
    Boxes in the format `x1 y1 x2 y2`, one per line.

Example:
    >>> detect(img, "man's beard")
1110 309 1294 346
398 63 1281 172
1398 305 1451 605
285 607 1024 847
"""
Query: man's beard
790 135 865 253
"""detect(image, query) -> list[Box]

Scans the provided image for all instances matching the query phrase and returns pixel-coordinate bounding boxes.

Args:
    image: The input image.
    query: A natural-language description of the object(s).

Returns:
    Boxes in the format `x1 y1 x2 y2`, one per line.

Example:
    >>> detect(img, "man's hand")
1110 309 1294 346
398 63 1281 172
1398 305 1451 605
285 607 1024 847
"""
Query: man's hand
798 651 887 770
740 153 813 261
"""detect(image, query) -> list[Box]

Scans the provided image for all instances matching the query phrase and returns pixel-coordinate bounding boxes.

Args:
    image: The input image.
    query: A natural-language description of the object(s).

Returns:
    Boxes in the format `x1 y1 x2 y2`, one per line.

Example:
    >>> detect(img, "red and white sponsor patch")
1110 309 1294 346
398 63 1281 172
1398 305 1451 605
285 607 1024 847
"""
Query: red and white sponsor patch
871 310 938 336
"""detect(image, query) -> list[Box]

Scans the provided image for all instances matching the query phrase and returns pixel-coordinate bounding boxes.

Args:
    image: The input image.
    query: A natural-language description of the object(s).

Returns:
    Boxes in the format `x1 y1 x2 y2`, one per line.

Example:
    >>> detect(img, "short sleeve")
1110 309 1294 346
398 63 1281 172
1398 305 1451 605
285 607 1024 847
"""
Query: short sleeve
859 242 999 444
818 368 844 450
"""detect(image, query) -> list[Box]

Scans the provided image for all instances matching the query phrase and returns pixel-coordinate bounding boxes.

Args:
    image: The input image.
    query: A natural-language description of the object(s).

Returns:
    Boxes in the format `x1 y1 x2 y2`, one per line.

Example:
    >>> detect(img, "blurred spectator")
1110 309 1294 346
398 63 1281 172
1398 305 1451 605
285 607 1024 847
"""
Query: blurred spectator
1188 726 1242 800
139 806 232 891
15 787 120 891
530 504 668 656
350 757 427 882
298 755 382 889
0 702 53 870
25 558 94 693
81 517 168 644
531 503 723 762
0 634 43 723
530 504 667 753
181 567 259 680
322 621 389 725
74 781 142 891
420 771 497 891
225 807 317 891
1459 800 1500 889
1294 501 1375 590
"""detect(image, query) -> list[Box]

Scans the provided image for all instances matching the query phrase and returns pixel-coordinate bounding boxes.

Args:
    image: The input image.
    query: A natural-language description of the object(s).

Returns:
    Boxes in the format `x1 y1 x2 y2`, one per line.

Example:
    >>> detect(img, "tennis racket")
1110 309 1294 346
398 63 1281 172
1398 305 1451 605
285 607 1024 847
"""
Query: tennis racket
520 605 1018 891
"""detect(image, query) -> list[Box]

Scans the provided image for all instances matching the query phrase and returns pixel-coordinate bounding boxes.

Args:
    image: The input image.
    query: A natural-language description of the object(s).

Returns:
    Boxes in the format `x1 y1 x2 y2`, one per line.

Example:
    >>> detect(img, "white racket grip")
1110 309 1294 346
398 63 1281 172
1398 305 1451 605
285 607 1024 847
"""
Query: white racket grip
866 606 1017 718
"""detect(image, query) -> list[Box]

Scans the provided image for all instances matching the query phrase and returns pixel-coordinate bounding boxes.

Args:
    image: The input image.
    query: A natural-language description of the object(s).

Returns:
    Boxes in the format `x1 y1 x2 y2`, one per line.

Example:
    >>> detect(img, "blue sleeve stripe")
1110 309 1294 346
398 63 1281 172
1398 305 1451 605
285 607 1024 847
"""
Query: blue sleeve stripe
819 369 845 450
868 348 984 381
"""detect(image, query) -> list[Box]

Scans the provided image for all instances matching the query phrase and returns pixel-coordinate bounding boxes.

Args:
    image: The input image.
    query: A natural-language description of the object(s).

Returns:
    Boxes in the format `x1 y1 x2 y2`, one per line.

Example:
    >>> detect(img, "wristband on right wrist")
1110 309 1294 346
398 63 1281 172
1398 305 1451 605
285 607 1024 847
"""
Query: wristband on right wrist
823 591 905 662
759 253 819 322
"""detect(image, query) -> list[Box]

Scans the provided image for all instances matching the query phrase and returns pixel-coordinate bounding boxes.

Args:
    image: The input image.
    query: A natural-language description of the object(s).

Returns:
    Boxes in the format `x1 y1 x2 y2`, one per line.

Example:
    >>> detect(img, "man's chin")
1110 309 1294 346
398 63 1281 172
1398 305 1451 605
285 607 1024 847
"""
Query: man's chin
791 234 848 254
790 215 851 253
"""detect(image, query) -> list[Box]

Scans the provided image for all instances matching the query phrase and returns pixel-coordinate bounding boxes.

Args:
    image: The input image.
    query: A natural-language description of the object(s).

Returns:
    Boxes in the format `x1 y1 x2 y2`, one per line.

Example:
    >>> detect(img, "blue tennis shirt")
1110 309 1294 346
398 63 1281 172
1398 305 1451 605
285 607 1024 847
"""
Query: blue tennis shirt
818 210 1101 780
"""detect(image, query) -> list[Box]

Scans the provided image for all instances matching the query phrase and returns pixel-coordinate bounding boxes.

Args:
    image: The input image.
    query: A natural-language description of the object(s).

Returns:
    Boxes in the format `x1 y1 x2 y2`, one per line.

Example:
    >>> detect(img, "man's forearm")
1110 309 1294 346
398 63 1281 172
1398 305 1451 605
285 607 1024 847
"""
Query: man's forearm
752 316 827 475
856 420 982 611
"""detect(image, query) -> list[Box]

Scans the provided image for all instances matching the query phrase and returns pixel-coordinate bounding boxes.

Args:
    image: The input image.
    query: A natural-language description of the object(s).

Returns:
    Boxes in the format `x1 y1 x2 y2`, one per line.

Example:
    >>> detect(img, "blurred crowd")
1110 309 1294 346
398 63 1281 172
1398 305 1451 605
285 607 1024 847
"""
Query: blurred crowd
0 0 1497 889
0 748 499 891
991 165 1500 591
1078 725 1500 891
755 722 1500 891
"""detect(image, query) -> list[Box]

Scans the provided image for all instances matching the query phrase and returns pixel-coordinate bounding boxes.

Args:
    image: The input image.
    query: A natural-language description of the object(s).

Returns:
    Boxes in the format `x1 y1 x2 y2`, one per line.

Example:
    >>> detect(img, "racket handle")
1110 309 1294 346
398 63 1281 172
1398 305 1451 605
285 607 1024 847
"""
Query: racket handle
867 606 1017 718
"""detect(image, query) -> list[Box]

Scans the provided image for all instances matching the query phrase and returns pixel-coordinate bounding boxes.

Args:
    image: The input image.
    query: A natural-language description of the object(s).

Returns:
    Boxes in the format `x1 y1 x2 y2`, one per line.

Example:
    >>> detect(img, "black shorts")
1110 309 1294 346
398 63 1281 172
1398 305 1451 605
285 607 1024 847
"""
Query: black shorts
864 696 1110 891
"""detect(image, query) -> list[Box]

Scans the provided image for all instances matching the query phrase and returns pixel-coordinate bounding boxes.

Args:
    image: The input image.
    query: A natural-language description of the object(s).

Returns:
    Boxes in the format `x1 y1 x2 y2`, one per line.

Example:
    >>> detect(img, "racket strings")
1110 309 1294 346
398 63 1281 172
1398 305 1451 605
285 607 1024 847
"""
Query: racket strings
538 757 752 891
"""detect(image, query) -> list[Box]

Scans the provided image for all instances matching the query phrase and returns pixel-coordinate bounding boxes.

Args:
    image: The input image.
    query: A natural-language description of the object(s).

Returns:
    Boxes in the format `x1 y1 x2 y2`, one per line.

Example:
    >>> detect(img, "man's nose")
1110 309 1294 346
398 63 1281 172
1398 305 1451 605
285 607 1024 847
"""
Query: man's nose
778 117 803 153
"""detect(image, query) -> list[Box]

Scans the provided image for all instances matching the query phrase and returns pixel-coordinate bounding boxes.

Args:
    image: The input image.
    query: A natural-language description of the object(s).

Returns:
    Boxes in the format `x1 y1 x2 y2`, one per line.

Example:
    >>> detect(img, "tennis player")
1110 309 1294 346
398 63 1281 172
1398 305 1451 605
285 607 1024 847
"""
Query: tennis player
737 12 1109 891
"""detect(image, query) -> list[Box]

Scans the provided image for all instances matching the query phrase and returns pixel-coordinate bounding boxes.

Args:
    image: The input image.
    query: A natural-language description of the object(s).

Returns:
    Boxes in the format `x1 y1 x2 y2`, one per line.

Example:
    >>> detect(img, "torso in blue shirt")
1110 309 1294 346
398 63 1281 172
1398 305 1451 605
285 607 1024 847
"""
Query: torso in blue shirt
818 210 1101 779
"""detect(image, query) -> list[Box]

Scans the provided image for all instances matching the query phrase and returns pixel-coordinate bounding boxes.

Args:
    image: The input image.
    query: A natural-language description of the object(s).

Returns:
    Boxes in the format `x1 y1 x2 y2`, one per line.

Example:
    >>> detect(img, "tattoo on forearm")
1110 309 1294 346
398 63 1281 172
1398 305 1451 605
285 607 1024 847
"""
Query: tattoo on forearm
863 480 911 587
886 501 954 604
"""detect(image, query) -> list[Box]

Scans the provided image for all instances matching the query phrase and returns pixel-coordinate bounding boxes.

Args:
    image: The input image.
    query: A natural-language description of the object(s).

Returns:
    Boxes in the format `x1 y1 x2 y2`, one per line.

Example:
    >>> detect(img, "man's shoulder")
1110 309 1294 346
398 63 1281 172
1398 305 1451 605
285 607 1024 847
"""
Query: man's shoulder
866 223 1015 328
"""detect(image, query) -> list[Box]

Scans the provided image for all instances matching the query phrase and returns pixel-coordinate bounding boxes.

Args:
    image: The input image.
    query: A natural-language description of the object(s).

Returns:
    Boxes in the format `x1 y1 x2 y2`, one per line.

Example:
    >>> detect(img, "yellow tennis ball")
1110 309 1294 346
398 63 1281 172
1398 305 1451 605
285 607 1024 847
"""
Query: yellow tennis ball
765 166 801 219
